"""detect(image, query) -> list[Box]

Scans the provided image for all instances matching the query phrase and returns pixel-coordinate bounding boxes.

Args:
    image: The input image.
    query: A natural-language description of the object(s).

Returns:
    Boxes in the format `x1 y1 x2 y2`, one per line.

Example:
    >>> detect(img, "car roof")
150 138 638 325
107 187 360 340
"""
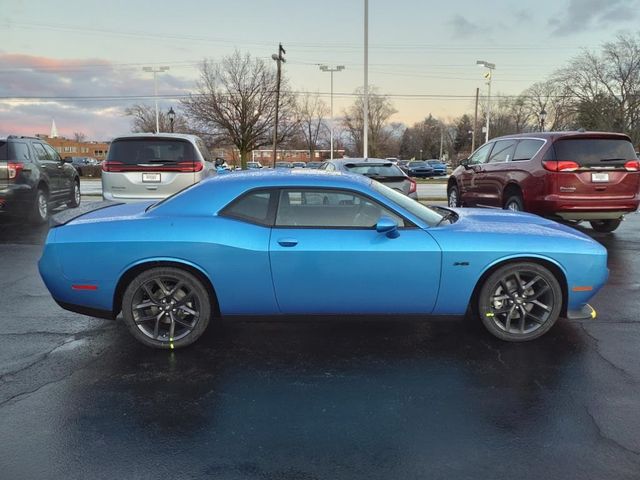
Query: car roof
110 132 203 142
491 131 633 142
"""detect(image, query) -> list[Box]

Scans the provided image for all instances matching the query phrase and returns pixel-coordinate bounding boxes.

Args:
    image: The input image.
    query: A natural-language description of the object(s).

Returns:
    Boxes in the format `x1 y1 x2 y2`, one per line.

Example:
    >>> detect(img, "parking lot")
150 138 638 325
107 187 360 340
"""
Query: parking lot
1 202 639 479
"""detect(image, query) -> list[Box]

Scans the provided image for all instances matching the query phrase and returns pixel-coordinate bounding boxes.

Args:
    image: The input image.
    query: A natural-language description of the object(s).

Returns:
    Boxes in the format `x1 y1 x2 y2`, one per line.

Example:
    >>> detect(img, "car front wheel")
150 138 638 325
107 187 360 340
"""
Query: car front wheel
67 180 81 208
589 218 621 233
122 267 212 349
477 262 562 342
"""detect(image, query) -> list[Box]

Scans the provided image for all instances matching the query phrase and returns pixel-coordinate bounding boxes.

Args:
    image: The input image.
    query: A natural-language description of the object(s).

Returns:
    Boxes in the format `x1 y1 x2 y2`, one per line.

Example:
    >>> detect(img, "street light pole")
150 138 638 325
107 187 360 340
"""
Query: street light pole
142 66 170 133
319 65 345 160
271 43 286 167
476 60 495 143
167 107 176 133
363 0 369 158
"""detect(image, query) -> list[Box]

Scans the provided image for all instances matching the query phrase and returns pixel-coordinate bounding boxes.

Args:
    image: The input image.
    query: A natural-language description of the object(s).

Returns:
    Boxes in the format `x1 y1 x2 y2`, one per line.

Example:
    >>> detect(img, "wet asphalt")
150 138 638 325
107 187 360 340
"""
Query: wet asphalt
0 207 639 480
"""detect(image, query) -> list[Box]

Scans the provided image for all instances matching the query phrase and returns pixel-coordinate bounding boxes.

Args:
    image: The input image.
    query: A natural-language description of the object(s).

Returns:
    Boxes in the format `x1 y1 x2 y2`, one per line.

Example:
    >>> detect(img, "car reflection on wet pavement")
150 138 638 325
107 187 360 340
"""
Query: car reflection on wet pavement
0 212 639 479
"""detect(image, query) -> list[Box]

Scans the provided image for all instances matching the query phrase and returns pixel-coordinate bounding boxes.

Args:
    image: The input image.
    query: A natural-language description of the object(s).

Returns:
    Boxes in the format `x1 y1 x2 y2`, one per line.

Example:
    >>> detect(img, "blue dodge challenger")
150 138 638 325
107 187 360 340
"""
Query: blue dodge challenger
39 170 608 349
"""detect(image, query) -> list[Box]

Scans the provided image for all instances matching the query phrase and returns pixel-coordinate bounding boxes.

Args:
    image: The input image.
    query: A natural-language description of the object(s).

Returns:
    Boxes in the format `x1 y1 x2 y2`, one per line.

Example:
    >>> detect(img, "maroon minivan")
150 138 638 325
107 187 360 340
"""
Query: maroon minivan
447 132 640 232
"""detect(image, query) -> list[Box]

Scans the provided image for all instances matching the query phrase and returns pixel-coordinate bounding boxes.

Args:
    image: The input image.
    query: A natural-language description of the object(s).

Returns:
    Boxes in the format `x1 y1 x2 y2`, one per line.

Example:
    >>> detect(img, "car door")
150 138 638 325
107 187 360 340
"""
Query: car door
268 188 442 314
32 142 62 198
43 143 73 199
475 139 517 207
458 142 493 206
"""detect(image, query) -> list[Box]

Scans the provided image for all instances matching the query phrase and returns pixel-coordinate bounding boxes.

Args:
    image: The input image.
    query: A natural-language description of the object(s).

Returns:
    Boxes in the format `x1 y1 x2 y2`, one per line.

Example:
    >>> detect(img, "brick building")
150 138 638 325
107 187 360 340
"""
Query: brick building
210 148 346 166
35 134 111 160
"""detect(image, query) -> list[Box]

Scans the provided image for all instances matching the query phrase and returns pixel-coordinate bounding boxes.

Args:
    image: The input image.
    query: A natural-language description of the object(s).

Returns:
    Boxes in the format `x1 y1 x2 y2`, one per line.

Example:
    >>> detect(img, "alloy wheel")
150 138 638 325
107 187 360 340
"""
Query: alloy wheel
37 191 48 220
488 270 555 335
131 275 201 342
448 189 458 208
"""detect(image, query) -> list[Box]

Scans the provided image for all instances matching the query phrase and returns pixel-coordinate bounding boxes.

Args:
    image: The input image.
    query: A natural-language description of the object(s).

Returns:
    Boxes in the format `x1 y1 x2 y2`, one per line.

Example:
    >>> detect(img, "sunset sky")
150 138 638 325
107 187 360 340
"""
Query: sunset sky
1 0 638 140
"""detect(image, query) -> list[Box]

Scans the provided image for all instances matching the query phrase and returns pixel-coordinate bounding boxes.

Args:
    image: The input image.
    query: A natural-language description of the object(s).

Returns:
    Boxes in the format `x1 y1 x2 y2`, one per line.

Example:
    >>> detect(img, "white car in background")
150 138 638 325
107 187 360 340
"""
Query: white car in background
101 133 215 202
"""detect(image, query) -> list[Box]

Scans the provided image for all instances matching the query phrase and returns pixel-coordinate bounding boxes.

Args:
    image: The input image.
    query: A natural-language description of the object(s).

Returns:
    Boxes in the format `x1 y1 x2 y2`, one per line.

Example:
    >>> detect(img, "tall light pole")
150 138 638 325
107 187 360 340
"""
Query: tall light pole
319 65 345 160
271 43 286 167
167 107 176 133
539 108 547 132
476 60 495 143
363 0 369 158
142 66 170 133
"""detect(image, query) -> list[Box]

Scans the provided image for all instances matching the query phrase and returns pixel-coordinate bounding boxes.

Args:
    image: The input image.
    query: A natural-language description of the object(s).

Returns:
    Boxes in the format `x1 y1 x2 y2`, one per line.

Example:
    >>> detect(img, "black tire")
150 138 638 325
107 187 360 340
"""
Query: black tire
504 194 524 212
67 179 81 208
447 184 460 208
589 218 621 233
478 262 562 342
29 188 49 224
121 267 212 349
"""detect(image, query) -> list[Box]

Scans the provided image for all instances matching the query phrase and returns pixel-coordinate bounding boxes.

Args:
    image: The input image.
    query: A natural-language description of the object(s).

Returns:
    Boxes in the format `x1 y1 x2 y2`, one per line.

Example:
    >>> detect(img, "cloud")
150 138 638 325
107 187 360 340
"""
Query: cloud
447 15 483 38
0 53 194 139
549 0 639 36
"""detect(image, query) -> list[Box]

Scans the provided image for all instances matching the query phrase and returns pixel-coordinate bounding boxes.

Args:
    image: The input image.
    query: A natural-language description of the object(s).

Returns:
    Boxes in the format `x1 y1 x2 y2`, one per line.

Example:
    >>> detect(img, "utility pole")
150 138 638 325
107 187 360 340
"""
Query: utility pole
319 65 345 160
271 43 286 167
142 66 170 133
439 126 444 160
363 0 369 158
472 87 479 151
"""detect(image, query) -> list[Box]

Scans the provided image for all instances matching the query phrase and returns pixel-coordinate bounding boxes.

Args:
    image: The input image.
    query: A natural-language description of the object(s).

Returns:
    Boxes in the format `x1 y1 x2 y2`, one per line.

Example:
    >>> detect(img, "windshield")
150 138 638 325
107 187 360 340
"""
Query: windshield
370 180 444 227
107 138 195 165
409 161 429 167
346 163 405 177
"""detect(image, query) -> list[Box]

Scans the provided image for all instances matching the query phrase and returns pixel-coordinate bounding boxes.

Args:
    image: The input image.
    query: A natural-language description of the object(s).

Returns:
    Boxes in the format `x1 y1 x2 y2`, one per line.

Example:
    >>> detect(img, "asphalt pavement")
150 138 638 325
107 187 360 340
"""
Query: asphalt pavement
0 208 639 479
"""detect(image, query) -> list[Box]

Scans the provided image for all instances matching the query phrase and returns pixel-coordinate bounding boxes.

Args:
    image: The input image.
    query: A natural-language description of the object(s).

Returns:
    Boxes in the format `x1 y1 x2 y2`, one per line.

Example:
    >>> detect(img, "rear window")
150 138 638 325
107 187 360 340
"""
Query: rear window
107 138 195 165
345 163 404 177
0 141 6 161
553 138 637 167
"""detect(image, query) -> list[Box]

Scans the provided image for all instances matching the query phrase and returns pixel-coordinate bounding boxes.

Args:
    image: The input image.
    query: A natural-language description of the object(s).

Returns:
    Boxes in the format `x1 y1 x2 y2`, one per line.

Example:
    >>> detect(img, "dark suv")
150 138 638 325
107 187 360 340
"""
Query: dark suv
0 135 81 223
447 132 640 232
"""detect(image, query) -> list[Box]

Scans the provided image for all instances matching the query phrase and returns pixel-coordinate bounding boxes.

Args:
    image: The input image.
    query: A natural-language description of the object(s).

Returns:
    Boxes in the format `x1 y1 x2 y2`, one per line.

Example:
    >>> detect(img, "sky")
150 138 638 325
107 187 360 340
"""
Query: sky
1 0 638 140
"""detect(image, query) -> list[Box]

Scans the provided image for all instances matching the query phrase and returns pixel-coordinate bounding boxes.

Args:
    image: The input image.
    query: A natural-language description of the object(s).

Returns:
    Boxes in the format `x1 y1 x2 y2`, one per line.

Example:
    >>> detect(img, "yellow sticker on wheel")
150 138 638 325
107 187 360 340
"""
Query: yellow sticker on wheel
485 312 495 317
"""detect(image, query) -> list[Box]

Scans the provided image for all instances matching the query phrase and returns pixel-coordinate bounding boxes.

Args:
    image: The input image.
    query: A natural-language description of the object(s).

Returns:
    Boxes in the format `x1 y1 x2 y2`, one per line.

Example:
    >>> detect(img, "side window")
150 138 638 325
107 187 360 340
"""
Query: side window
488 140 517 163
32 143 51 162
43 144 61 161
10 142 31 161
275 189 405 228
195 139 212 162
322 162 335 171
468 143 493 164
513 140 545 161
219 190 274 226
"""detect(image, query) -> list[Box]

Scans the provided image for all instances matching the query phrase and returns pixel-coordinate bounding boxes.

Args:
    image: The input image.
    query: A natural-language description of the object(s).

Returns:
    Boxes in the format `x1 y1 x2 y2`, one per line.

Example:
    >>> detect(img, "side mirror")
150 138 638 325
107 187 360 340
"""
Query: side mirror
460 159 471 169
376 216 400 239
63 156 72 163
214 157 225 167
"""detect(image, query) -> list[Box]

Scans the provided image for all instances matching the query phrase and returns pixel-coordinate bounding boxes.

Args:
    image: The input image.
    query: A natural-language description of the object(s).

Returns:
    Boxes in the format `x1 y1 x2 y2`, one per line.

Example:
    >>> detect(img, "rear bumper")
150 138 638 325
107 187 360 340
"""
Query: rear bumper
0 184 34 214
535 194 639 220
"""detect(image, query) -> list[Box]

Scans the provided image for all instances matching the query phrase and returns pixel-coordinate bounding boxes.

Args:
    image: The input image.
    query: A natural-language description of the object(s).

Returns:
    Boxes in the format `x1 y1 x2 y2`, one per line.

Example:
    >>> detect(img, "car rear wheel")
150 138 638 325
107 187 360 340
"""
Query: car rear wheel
67 180 81 208
447 185 460 208
122 267 211 349
478 262 562 342
504 194 524 212
589 218 621 233
29 188 49 224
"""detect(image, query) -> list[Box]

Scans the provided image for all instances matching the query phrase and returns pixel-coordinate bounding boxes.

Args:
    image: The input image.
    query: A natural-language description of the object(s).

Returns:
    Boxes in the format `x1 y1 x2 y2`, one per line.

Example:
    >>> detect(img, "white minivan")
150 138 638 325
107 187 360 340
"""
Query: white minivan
102 133 215 202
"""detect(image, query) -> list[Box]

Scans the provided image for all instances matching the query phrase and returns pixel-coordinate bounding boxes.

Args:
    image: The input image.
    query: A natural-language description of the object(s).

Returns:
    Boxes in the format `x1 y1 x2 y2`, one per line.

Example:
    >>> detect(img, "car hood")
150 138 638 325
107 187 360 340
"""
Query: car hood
445 207 598 244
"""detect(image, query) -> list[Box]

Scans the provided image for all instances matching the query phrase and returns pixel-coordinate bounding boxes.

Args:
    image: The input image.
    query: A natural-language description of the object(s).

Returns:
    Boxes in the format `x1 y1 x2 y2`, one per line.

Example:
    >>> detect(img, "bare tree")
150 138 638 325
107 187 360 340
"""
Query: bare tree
73 132 87 142
124 104 189 134
343 87 397 157
297 93 329 160
182 51 298 168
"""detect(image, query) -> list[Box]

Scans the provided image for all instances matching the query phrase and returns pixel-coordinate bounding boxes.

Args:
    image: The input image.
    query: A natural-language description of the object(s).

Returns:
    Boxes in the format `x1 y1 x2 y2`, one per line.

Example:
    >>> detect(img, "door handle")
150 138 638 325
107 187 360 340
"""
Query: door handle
277 238 298 247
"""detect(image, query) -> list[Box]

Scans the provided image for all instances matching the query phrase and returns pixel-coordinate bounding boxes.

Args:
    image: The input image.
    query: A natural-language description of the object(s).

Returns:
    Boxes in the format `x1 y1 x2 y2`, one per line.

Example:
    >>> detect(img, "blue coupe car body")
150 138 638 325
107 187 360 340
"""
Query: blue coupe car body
39 170 607 330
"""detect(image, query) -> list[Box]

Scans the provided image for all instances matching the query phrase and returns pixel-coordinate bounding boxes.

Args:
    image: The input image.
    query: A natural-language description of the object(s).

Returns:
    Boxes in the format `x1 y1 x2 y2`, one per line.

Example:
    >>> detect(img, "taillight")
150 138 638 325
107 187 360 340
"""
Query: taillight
102 161 122 172
543 160 580 172
101 161 203 172
624 160 640 171
7 162 24 179
408 179 417 194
